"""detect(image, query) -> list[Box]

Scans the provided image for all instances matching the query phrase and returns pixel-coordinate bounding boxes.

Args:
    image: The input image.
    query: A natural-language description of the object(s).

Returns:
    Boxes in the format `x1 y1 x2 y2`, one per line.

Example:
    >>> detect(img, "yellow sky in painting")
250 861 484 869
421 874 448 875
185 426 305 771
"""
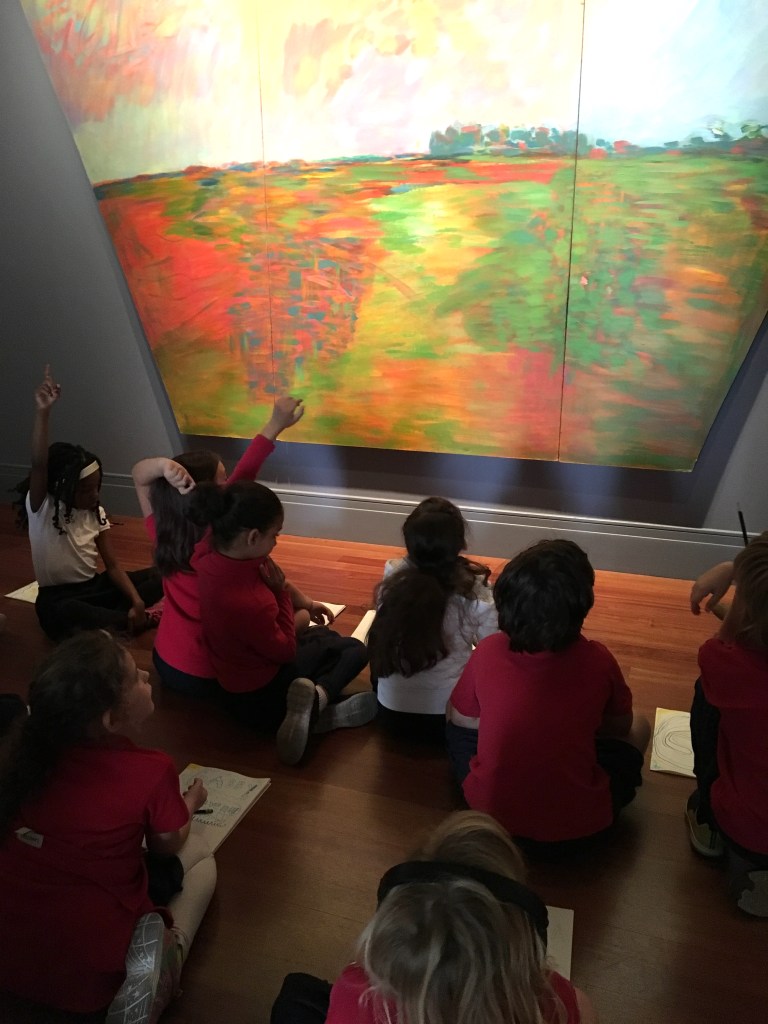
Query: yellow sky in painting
20 0 768 183
22 0 582 181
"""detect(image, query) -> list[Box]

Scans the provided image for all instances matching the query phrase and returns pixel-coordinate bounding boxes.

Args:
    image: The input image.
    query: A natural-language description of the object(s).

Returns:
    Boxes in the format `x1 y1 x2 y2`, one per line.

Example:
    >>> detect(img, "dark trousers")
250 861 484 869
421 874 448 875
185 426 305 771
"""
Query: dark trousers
690 677 721 829
35 567 163 641
271 973 331 1024
152 649 220 700
219 628 369 732
376 702 447 744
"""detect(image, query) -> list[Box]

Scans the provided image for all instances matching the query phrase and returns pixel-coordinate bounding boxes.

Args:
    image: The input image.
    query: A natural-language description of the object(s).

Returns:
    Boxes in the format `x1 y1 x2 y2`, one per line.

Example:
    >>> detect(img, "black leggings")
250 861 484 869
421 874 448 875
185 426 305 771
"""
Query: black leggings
219 628 369 732
35 568 163 641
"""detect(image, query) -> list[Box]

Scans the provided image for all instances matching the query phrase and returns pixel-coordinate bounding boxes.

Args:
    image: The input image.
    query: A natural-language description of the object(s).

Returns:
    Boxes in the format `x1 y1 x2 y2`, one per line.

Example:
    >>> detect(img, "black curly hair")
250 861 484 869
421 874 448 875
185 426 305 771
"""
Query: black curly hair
493 539 595 653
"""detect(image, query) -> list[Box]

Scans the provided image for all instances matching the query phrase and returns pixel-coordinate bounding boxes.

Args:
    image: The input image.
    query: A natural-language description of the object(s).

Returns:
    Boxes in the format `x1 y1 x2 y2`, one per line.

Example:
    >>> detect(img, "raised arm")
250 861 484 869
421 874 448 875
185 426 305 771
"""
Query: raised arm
229 396 305 484
131 458 195 518
29 365 61 513
259 396 304 442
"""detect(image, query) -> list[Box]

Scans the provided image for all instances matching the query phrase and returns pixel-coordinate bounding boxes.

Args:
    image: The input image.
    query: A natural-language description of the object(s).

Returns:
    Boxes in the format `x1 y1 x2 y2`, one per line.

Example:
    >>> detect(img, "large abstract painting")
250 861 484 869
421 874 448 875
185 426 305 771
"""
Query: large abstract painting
20 0 768 468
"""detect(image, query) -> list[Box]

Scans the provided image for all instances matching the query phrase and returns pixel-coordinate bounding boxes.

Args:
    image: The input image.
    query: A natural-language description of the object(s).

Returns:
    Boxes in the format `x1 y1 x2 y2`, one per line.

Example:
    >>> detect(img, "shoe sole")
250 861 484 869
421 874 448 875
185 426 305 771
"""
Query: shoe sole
105 912 165 1024
276 678 316 765
314 691 377 734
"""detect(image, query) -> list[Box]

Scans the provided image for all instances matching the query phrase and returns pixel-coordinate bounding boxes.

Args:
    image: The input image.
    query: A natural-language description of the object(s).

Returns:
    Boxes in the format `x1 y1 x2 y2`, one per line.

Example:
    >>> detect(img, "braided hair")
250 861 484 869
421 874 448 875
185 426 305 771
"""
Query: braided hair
13 442 105 533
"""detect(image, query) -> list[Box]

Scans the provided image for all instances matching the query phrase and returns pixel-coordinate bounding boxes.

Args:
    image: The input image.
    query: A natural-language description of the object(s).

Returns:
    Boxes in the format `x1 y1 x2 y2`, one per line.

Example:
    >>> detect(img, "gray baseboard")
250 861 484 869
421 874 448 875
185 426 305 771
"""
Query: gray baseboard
1 467 743 580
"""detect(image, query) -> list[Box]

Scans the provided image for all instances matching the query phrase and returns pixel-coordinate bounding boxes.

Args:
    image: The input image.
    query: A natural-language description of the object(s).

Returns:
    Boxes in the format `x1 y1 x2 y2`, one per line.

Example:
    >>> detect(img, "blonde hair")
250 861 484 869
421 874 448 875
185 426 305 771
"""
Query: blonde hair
358 811 565 1024
726 532 768 650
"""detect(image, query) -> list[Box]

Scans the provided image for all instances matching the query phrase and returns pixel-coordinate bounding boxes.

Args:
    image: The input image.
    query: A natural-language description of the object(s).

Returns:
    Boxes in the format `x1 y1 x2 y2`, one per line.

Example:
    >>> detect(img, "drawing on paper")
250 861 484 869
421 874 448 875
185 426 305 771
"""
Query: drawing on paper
650 708 695 778
20 0 768 467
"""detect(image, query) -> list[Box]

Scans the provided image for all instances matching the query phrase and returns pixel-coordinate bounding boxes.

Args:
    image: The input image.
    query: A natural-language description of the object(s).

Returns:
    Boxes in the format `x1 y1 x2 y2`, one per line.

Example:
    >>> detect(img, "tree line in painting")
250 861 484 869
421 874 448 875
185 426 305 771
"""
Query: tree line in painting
427 119 768 159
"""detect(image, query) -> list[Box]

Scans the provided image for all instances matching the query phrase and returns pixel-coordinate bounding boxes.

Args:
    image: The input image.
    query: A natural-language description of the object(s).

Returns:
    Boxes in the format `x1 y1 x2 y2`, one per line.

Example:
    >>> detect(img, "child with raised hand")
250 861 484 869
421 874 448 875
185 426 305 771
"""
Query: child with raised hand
188 480 374 764
368 497 497 742
272 810 597 1024
686 532 768 916
447 539 650 857
16 366 163 641
690 559 736 620
0 631 216 1020
132 396 304 696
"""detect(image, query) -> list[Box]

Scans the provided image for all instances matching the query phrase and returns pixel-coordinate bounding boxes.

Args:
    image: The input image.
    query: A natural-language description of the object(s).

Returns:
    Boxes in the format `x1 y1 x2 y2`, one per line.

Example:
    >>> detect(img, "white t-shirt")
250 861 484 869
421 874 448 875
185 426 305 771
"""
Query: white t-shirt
26 493 110 587
376 557 499 716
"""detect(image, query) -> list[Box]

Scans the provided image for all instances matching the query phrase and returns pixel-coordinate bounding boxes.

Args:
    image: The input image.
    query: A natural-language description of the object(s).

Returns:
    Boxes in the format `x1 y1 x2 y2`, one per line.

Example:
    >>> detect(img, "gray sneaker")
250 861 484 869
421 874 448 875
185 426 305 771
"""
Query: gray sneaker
732 867 768 918
105 912 165 1024
314 691 377 734
276 678 318 765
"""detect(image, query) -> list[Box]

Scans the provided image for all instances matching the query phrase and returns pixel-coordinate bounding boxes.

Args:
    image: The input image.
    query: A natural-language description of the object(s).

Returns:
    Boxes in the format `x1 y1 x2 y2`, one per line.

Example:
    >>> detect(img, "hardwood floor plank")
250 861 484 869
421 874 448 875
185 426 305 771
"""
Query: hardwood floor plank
1 506 765 1024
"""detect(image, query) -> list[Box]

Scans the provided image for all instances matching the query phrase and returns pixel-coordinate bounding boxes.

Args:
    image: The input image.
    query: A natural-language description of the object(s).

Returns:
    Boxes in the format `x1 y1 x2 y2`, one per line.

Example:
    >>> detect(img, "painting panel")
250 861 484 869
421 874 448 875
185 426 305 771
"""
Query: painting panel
561 0 768 469
20 0 582 459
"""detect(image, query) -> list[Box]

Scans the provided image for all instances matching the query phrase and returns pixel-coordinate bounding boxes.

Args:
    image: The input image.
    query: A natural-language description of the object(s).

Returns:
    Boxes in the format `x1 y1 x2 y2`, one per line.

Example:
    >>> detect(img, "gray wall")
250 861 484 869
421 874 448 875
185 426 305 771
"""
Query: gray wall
2 0 765 579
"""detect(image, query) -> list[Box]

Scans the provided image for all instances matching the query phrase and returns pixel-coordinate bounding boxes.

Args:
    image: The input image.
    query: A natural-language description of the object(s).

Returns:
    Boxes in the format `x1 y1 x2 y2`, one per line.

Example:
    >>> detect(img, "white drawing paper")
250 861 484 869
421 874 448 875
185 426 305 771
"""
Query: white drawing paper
650 708 695 778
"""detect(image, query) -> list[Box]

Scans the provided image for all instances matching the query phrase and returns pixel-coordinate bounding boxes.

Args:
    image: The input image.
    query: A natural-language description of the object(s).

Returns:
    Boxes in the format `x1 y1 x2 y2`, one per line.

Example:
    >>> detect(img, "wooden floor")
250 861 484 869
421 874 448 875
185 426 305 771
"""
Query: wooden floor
1 507 766 1024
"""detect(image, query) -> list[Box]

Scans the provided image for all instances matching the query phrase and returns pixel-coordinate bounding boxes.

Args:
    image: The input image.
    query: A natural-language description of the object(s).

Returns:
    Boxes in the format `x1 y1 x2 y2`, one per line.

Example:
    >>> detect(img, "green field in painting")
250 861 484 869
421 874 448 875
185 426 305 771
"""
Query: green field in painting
98 151 768 467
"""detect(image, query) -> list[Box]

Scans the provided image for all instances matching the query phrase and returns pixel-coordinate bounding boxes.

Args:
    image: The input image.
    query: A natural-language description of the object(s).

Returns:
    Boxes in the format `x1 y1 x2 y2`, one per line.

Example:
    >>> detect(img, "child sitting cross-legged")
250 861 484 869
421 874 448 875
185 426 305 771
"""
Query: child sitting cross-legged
188 480 375 765
368 497 497 743
16 366 162 641
686 532 768 915
447 539 650 858
0 631 216 1022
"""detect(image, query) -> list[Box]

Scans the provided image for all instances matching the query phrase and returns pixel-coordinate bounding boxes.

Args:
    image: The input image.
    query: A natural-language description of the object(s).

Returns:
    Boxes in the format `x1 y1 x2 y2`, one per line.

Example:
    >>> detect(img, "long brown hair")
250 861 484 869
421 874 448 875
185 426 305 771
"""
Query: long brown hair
0 633 126 839
368 499 489 678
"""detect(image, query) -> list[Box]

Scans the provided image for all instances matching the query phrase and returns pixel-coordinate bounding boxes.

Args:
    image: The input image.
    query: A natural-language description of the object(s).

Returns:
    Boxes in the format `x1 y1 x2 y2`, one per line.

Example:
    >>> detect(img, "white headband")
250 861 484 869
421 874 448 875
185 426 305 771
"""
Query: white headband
78 460 99 480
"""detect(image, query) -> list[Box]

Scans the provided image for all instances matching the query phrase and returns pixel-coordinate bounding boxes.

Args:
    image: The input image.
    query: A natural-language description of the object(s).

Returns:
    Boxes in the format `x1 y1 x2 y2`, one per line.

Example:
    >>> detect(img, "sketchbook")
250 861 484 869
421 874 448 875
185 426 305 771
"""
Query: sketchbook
351 609 376 643
546 905 574 980
650 708 695 778
179 764 270 854
309 602 345 626
5 581 39 603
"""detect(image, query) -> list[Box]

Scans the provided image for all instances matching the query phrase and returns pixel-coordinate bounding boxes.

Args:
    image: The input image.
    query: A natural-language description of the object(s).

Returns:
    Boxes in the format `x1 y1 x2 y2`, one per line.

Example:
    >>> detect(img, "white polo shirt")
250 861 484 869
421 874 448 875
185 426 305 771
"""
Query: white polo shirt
26 493 110 587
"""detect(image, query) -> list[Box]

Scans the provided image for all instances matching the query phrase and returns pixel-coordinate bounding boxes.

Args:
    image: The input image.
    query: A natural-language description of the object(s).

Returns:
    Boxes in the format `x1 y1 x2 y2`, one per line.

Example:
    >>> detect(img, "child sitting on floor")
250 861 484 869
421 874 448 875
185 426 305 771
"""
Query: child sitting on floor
189 480 374 765
686 531 768 916
271 810 596 1024
15 366 162 640
368 497 497 742
0 631 216 1021
447 538 649 856
132 395 303 696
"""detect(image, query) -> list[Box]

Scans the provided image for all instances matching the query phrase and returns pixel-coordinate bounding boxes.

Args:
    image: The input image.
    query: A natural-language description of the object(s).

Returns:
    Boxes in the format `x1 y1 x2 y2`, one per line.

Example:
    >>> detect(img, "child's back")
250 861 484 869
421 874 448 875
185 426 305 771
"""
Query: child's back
688 532 768 893
369 498 496 737
374 553 497 717
698 634 768 854
448 539 648 848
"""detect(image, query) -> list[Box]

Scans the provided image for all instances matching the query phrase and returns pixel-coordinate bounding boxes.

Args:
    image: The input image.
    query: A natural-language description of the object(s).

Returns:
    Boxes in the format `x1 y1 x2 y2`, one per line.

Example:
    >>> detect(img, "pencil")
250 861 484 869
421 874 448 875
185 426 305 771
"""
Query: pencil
738 507 749 547
194 808 214 815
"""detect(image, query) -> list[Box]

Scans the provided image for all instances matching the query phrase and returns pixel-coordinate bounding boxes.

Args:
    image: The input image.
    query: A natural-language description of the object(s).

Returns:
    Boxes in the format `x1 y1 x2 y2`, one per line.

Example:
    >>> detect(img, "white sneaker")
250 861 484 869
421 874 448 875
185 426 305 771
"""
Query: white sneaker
106 912 165 1024
276 678 318 765
314 691 377 734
